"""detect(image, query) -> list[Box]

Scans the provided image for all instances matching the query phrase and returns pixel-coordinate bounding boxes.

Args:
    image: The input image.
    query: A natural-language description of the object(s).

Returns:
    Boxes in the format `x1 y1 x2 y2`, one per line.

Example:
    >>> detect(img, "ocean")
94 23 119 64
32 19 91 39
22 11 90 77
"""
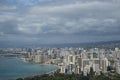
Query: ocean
0 57 58 80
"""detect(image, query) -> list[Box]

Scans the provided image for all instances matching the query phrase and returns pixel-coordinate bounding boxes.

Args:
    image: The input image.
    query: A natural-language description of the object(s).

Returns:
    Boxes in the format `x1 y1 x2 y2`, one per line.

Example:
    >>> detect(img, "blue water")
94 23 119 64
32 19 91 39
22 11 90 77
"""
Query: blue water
0 57 58 80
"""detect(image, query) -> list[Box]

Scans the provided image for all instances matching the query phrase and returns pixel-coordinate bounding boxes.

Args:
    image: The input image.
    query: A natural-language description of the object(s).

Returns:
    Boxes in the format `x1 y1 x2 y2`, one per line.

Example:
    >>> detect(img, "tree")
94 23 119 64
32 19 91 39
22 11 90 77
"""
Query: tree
79 76 89 80
16 78 23 80
89 67 94 78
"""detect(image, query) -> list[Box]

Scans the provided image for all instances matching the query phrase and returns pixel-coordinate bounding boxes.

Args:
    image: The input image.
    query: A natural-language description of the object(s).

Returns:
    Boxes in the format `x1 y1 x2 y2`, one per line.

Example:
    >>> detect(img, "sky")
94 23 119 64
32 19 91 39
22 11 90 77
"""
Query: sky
0 0 120 47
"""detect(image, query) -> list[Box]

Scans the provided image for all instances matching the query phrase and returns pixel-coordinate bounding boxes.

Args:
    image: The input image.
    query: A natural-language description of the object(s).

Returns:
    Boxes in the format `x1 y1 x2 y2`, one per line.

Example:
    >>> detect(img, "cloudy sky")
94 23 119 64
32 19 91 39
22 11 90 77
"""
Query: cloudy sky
0 0 120 47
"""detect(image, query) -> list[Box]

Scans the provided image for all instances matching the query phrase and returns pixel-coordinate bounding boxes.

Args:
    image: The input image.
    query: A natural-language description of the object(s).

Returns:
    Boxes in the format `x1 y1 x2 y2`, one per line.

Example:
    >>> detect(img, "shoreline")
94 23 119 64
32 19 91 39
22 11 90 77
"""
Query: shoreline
18 57 60 72
19 57 60 68
17 57 60 77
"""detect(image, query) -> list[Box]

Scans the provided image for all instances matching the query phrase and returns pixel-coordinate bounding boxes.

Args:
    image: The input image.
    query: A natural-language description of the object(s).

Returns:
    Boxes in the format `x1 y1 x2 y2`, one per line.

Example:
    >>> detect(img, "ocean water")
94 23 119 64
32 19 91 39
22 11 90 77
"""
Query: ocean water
0 57 58 80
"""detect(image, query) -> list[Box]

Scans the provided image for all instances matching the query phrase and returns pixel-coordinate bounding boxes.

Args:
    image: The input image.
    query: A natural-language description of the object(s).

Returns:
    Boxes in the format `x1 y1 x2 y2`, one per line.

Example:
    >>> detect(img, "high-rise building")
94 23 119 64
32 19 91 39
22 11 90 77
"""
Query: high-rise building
93 59 100 72
68 55 76 64
100 58 108 73
77 57 82 72
115 48 120 74
116 62 120 74
82 59 90 72
34 54 42 63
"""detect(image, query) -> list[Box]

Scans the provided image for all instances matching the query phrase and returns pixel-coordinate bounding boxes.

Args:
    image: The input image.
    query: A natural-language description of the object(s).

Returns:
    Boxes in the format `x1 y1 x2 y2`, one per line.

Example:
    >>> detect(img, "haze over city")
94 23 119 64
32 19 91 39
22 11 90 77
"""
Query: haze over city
0 0 120 47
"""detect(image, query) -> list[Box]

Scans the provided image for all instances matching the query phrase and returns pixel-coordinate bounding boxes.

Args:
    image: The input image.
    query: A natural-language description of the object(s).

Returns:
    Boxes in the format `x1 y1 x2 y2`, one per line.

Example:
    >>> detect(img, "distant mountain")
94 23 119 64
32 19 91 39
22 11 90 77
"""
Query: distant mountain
25 40 120 48
46 40 120 48
0 40 120 48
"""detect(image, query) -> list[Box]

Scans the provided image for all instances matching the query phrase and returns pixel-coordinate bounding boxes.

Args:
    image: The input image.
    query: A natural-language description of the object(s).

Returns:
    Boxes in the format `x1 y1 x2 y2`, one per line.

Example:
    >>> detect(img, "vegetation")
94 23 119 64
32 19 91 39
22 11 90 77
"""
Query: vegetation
16 69 120 80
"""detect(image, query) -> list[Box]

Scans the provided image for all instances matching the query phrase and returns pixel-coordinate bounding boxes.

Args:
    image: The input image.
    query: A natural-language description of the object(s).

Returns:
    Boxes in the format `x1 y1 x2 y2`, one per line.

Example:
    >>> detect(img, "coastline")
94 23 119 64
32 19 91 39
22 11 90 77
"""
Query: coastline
46 68 58 74
19 58 60 76
0 57 59 80
19 57 60 68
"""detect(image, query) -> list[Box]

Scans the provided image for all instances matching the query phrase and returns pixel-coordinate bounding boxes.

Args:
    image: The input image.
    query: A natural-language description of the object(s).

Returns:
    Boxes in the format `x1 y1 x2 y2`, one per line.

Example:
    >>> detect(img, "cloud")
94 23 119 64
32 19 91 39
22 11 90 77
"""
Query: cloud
0 20 19 35
22 1 120 35
0 0 120 45
0 3 17 12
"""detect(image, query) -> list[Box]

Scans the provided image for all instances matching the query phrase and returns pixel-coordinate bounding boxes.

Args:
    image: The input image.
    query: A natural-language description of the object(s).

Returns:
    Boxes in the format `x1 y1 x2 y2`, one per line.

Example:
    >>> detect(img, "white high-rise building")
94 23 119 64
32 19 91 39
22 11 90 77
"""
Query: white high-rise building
34 54 42 63
116 48 120 74
116 62 120 74
81 59 90 71
60 66 66 73
93 59 100 72
100 58 108 73
68 55 76 64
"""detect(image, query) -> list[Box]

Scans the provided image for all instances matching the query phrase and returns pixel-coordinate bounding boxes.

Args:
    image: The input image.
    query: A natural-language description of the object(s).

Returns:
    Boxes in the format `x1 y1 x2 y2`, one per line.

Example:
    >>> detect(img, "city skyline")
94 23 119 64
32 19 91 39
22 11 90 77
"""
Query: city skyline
0 0 120 46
